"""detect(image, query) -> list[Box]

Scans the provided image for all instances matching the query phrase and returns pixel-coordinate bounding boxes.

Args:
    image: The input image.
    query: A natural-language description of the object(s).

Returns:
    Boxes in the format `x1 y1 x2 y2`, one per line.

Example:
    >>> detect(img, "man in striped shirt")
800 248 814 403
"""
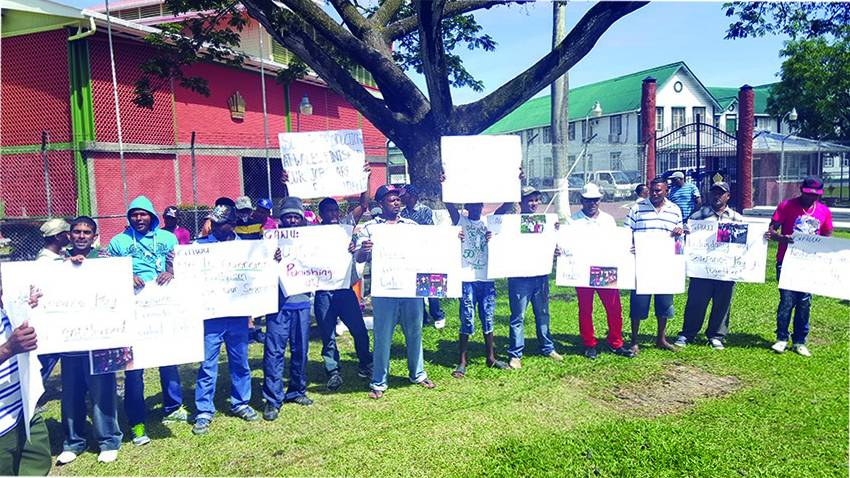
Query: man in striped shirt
625 176 685 354
667 171 702 223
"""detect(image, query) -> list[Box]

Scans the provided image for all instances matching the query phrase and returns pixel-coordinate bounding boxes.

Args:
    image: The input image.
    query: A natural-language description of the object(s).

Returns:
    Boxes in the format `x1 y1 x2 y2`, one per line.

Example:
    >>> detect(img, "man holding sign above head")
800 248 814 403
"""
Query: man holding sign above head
355 185 435 399
675 182 744 351
192 204 261 435
768 175 833 357
566 184 634 360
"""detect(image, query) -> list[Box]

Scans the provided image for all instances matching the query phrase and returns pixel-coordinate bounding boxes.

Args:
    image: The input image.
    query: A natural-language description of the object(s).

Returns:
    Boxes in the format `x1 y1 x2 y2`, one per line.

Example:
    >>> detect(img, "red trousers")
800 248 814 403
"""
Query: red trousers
576 287 624 348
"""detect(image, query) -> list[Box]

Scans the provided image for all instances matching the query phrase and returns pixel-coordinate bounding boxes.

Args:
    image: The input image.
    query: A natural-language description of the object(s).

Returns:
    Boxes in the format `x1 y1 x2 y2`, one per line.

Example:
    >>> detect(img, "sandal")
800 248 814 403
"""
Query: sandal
418 378 436 389
452 365 466 379
488 360 512 371
369 390 383 400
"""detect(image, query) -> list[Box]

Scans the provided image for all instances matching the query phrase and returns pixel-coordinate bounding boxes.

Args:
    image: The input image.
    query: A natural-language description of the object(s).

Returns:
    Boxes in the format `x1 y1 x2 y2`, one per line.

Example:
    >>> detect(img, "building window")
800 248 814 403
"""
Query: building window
609 115 622 142
544 157 554 177
656 107 664 131
528 158 536 177
824 156 835 168
714 115 721 129
581 120 587 141
610 152 622 170
586 154 593 171
755 117 772 131
844 156 849 168
672 107 686 130
568 123 575 141
542 126 552 144
725 115 737 134
692 107 706 124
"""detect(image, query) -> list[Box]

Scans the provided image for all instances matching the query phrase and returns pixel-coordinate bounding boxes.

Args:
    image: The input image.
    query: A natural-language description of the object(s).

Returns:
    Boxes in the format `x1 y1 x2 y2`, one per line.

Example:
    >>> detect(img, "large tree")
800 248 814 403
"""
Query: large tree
142 0 647 196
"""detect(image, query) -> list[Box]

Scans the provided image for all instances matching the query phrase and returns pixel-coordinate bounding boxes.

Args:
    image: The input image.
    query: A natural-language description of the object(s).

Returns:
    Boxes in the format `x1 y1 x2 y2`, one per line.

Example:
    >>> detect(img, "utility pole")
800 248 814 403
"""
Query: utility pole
551 0 570 220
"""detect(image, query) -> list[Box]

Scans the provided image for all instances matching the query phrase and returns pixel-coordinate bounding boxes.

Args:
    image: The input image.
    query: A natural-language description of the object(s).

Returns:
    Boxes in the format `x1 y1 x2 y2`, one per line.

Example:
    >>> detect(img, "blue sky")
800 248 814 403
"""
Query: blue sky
62 0 789 104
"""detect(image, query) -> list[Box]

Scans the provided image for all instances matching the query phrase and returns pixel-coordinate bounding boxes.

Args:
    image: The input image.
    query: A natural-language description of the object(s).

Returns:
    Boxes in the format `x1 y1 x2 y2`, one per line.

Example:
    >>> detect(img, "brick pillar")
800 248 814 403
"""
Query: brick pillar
641 77 657 182
736 85 754 211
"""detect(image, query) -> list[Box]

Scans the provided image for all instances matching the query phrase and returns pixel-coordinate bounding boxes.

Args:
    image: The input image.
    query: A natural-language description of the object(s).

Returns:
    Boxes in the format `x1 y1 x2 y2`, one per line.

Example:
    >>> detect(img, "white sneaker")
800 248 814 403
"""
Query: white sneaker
56 451 77 465
434 319 446 329
771 340 788 354
709 338 725 350
792 343 811 356
98 450 119 463
674 336 688 348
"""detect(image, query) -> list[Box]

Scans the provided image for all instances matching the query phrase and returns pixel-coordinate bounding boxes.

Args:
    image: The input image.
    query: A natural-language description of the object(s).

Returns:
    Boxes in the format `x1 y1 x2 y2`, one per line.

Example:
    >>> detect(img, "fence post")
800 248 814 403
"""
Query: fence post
42 131 53 218
191 131 198 236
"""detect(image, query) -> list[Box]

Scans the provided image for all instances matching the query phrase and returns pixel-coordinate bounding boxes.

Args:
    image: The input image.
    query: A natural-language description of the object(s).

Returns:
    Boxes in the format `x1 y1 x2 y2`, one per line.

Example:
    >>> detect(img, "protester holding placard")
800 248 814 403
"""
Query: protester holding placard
355 185 435 399
625 177 685 354
192 204 261 434
675 182 744 351
263 197 315 420
494 185 563 369
198 197 236 239
767 176 834 357
56 217 122 465
234 196 265 240
565 184 634 360
253 198 278 230
107 196 184 445
34 218 71 383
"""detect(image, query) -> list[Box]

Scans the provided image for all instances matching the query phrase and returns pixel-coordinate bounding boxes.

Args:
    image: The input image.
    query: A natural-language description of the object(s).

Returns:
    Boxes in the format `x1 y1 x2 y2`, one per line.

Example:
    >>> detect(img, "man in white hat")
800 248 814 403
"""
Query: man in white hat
36 218 70 262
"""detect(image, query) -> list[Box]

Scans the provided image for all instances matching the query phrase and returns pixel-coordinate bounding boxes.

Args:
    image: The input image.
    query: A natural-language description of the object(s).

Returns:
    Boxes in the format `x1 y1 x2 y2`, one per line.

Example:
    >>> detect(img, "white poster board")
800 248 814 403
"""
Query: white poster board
278 129 367 198
0 258 136 354
264 225 355 295
173 241 278 318
486 214 558 279
778 234 850 300
369 224 463 298
556 226 635 289
634 230 686 294
685 220 768 283
441 135 522 203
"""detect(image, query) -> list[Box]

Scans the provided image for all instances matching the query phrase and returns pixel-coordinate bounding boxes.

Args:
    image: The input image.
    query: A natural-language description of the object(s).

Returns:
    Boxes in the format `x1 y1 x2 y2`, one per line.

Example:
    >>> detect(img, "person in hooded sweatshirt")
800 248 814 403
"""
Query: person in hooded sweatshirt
107 196 185 445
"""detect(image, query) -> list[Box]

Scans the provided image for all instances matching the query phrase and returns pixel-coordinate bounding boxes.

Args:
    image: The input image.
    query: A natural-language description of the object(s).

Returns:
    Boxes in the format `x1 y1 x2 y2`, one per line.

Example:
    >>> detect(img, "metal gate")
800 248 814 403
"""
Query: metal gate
656 121 737 203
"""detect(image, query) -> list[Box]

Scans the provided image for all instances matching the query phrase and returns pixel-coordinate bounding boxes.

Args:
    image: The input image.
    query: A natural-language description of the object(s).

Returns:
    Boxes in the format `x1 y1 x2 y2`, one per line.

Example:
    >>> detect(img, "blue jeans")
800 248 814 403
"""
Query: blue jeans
61 354 122 453
195 317 252 420
371 297 427 391
507 276 555 359
459 281 496 336
629 292 675 320
38 354 60 383
775 263 811 344
124 365 182 427
263 308 310 407
314 289 373 376
424 298 446 323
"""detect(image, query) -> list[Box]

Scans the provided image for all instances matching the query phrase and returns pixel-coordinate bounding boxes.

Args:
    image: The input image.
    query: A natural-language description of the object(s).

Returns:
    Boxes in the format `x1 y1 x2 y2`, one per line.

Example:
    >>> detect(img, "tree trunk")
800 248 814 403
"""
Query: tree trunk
396 129 443 202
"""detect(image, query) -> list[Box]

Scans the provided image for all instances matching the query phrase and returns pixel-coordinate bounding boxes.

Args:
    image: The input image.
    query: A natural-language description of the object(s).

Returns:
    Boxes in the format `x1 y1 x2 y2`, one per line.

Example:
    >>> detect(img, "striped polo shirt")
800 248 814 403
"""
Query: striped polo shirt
0 311 23 437
625 198 683 234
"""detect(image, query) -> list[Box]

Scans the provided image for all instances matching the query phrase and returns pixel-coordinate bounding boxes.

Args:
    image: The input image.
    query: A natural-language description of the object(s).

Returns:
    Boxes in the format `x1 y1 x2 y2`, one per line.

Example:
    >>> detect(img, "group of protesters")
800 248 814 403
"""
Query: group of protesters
0 160 835 473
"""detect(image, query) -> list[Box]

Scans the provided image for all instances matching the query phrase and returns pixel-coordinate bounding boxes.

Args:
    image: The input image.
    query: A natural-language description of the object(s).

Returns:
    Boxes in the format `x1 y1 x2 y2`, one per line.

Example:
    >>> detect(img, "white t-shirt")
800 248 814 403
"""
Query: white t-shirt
458 215 493 282
566 209 617 228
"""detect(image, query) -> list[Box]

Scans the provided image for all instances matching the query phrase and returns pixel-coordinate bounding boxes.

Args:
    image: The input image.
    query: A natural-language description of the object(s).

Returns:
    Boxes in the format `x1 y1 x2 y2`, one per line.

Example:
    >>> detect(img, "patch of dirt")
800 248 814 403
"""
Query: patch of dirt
604 363 742 418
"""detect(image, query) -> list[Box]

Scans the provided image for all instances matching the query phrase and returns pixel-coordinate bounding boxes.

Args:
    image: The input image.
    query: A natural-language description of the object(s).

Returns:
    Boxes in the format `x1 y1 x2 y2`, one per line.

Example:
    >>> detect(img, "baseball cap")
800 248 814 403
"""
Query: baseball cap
256 198 273 211
580 183 604 199
163 206 180 218
235 196 253 211
208 204 237 224
40 218 70 237
709 182 731 193
521 185 541 198
801 175 824 195
375 184 401 202
214 197 236 208
670 171 685 179
279 197 305 218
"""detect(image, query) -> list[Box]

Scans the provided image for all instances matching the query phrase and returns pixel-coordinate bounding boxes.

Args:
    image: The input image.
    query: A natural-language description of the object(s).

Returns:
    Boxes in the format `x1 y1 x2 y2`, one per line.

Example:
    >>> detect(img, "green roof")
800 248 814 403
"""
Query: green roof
706 84 776 115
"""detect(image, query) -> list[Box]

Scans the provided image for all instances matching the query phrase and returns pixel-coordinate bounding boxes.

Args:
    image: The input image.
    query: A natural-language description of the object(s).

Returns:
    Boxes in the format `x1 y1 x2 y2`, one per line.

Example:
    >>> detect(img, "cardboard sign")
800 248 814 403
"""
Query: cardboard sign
685 220 768 283
441 135 522 203
486 214 558 279
778 234 850 300
634 230 686 294
264 225 355 295
278 129 367 198
556 226 635 289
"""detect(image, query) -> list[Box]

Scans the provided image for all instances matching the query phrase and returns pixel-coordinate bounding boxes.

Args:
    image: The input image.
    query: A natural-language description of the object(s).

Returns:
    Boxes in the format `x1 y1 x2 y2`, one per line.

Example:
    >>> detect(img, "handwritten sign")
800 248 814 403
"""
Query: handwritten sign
278 129 367 198
264 225 355 295
556 226 635 289
370 224 462 298
778 234 850 300
0 258 136 354
486 214 558 279
441 135 522 203
173 241 278 318
685 220 768 283
634 230 686 294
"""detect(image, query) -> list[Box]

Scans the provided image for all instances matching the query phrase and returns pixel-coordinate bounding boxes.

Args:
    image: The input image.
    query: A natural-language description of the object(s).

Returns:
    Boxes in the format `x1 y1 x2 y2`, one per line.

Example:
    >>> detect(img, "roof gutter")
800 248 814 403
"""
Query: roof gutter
68 15 96 41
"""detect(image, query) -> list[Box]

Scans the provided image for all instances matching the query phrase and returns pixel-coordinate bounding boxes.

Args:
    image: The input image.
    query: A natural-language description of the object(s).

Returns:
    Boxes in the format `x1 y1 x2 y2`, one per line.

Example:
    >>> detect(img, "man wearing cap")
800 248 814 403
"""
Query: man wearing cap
161 206 191 245
262 197 315 420
566 184 634 359
199 197 237 238
355 185 435 399
234 196 265 240
667 171 701 223
253 198 278 230
767 175 834 357
192 204 260 435
674 182 745 350
494 185 563 369
36 218 70 261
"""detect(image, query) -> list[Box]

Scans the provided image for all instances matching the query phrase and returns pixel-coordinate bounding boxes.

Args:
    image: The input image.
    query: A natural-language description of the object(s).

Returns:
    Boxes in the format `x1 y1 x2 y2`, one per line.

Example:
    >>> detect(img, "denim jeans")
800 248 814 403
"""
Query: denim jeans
459 281 496 336
775 263 811 344
60 354 122 453
424 297 446 323
629 292 675 320
195 317 252 420
38 353 60 383
371 297 427 391
507 276 555 359
124 365 182 427
263 308 310 407
314 289 373 376
680 277 735 341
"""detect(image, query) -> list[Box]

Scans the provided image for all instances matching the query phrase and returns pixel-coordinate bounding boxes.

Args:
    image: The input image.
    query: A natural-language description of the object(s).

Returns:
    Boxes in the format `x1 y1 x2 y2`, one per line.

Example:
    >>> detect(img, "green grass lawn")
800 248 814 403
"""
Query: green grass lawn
44 232 850 477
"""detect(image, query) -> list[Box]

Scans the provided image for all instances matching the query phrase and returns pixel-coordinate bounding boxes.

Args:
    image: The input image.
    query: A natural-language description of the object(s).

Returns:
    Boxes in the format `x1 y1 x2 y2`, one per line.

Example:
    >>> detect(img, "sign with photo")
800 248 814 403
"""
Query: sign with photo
278 129 367 199
486 214 558 279
685 220 768 283
778 234 850 300
556 226 635 289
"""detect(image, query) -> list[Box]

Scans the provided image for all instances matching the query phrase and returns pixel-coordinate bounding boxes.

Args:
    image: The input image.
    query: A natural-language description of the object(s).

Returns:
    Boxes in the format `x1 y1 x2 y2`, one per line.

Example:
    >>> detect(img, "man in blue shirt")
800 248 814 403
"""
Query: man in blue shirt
667 171 701 222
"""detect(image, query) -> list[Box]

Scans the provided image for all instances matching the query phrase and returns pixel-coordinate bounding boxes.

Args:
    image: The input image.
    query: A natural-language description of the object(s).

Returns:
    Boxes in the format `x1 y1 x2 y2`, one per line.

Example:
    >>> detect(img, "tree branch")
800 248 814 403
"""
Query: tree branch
454 1 648 135
328 0 369 38
384 0 514 43
416 0 453 126
370 0 404 27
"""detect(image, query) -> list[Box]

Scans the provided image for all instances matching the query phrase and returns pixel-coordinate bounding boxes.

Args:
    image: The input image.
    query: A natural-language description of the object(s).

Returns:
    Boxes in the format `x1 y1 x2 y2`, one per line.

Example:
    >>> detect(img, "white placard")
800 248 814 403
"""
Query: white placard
264 225 355 295
441 135 522 203
778 234 850 300
278 129 367 198
685 220 768 283
486 214 558 279
0 258 136 354
369 224 463 298
556 226 635 289
634 230 686 294
173 241 278 318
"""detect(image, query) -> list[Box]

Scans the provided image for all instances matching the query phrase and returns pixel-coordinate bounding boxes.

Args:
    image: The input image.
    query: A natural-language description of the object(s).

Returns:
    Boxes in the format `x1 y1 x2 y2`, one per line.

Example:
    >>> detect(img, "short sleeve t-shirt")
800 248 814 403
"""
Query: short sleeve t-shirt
668 182 701 221
566 209 617 228
771 198 833 261
458 215 492 283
